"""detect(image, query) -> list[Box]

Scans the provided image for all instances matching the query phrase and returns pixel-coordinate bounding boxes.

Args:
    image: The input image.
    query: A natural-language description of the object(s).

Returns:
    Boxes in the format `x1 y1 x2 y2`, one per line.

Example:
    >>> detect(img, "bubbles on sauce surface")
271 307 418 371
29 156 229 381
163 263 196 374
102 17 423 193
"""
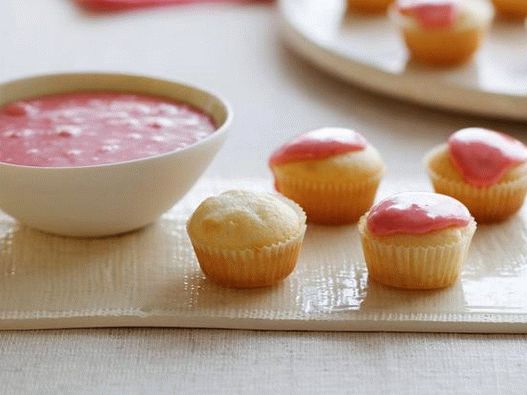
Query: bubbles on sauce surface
0 92 216 167
55 125 82 137
3 129 35 139
147 117 174 129
99 144 120 153
127 133 142 140
3 102 35 117
150 135 167 143
68 148 82 154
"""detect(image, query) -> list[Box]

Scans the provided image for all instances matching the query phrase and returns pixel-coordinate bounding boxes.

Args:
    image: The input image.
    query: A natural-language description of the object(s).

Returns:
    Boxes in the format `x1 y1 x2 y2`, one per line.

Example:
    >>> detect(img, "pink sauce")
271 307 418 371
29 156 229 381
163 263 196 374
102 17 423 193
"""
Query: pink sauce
76 0 267 12
397 0 458 29
448 128 527 188
269 128 367 166
0 92 216 167
367 192 471 236
76 0 185 11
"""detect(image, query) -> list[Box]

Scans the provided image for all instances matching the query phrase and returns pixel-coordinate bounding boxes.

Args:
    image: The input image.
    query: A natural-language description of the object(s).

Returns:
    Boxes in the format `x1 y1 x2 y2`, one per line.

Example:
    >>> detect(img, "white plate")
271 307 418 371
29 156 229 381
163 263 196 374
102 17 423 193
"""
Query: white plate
2 178 527 333
279 0 527 122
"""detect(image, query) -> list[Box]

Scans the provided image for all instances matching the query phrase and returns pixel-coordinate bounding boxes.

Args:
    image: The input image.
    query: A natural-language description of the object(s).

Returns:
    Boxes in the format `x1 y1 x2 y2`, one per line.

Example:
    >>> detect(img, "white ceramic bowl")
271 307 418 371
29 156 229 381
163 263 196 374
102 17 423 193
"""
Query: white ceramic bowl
0 73 231 237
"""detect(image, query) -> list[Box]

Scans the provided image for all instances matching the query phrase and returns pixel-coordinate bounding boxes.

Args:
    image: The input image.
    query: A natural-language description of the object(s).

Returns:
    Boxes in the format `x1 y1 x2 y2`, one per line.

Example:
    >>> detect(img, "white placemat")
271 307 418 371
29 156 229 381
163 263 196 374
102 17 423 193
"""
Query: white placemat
1 178 527 332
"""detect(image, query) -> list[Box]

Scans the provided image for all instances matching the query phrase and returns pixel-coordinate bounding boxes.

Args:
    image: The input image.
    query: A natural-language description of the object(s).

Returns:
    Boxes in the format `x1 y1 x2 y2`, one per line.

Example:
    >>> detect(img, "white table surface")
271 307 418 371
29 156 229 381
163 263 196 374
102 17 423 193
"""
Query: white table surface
1 0 526 393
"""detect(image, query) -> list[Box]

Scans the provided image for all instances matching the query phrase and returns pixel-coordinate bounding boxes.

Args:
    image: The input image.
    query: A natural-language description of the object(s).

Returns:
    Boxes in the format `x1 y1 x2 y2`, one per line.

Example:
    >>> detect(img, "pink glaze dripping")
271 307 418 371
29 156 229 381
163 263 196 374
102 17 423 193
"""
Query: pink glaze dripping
367 192 471 236
0 92 216 167
397 0 458 29
269 128 367 166
448 128 527 188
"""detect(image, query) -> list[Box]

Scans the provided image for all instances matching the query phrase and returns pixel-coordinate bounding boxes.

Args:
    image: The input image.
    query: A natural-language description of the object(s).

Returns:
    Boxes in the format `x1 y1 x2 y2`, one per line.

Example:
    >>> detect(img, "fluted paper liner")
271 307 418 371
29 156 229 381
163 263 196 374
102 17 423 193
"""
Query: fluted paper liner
188 197 307 288
425 149 527 223
358 216 477 290
274 173 382 225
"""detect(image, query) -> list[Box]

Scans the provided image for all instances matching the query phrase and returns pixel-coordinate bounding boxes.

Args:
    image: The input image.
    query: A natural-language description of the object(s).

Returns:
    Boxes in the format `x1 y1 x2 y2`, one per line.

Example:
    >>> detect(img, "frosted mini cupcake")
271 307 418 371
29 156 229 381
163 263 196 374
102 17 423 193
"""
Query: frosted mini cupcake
425 128 527 223
269 128 385 225
389 0 494 66
359 192 476 289
187 190 306 288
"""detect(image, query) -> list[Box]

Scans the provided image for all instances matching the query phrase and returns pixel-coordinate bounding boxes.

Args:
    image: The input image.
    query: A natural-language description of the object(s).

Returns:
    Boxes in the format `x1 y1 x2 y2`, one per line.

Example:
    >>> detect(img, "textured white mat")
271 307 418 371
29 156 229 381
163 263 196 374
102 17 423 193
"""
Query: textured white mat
1 178 527 332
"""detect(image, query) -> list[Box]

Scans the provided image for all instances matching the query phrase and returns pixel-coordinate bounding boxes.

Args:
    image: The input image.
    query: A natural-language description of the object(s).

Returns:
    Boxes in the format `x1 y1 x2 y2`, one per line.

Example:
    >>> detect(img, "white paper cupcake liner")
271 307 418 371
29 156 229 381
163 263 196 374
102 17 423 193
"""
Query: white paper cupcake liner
275 173 383 225
358 216 477 289
190 227 306 288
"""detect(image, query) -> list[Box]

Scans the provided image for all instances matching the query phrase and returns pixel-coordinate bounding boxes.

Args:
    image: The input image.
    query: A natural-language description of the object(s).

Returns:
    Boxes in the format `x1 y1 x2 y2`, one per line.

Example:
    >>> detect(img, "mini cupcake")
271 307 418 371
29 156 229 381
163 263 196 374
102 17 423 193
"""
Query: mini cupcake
389 0 494 66
347 0 394 14
425 128 527 223
359 192 476 289
269 128 385 225
187 190 306 288
491 0 527 19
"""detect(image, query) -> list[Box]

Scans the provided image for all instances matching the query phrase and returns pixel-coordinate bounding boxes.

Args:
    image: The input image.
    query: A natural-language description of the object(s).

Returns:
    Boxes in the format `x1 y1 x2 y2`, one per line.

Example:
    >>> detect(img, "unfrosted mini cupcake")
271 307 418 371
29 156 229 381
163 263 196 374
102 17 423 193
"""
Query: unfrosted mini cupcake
269 128 385 225
359 192 476 289
425 128 527 223
389 0 494 66
491 0 527 19
187 190 306 288
347 0 394 14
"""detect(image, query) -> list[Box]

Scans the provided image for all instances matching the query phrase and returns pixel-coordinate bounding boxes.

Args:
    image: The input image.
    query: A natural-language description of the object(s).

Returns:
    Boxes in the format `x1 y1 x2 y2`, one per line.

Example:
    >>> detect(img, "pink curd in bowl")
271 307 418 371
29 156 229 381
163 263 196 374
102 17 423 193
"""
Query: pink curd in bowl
0 92 217 168
0 73 231 237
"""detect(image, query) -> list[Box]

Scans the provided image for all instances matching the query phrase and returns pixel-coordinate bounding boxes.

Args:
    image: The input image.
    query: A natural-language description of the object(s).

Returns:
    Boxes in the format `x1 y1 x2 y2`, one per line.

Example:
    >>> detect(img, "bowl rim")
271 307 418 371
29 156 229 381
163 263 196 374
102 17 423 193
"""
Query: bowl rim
0 71 233 171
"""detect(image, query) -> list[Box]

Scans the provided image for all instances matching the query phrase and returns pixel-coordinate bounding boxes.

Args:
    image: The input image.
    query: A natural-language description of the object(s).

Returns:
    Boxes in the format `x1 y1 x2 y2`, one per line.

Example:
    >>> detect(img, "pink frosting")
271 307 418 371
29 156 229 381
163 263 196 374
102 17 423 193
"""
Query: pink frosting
397 0 459 29
448 128 527 188
367 192 471 236
76 0 265 12
269 128 367 166
0 92 216 167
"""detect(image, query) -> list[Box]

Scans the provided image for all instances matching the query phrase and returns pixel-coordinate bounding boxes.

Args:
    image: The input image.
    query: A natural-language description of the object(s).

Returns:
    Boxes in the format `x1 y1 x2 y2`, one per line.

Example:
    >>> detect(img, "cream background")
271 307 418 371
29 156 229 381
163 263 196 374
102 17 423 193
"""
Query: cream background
1 0 527 393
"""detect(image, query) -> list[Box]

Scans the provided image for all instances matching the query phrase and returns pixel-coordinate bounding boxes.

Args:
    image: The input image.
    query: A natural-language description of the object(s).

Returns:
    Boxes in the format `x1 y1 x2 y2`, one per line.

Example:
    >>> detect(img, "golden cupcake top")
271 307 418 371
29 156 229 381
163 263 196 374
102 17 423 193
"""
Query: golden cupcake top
187 190 306 250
